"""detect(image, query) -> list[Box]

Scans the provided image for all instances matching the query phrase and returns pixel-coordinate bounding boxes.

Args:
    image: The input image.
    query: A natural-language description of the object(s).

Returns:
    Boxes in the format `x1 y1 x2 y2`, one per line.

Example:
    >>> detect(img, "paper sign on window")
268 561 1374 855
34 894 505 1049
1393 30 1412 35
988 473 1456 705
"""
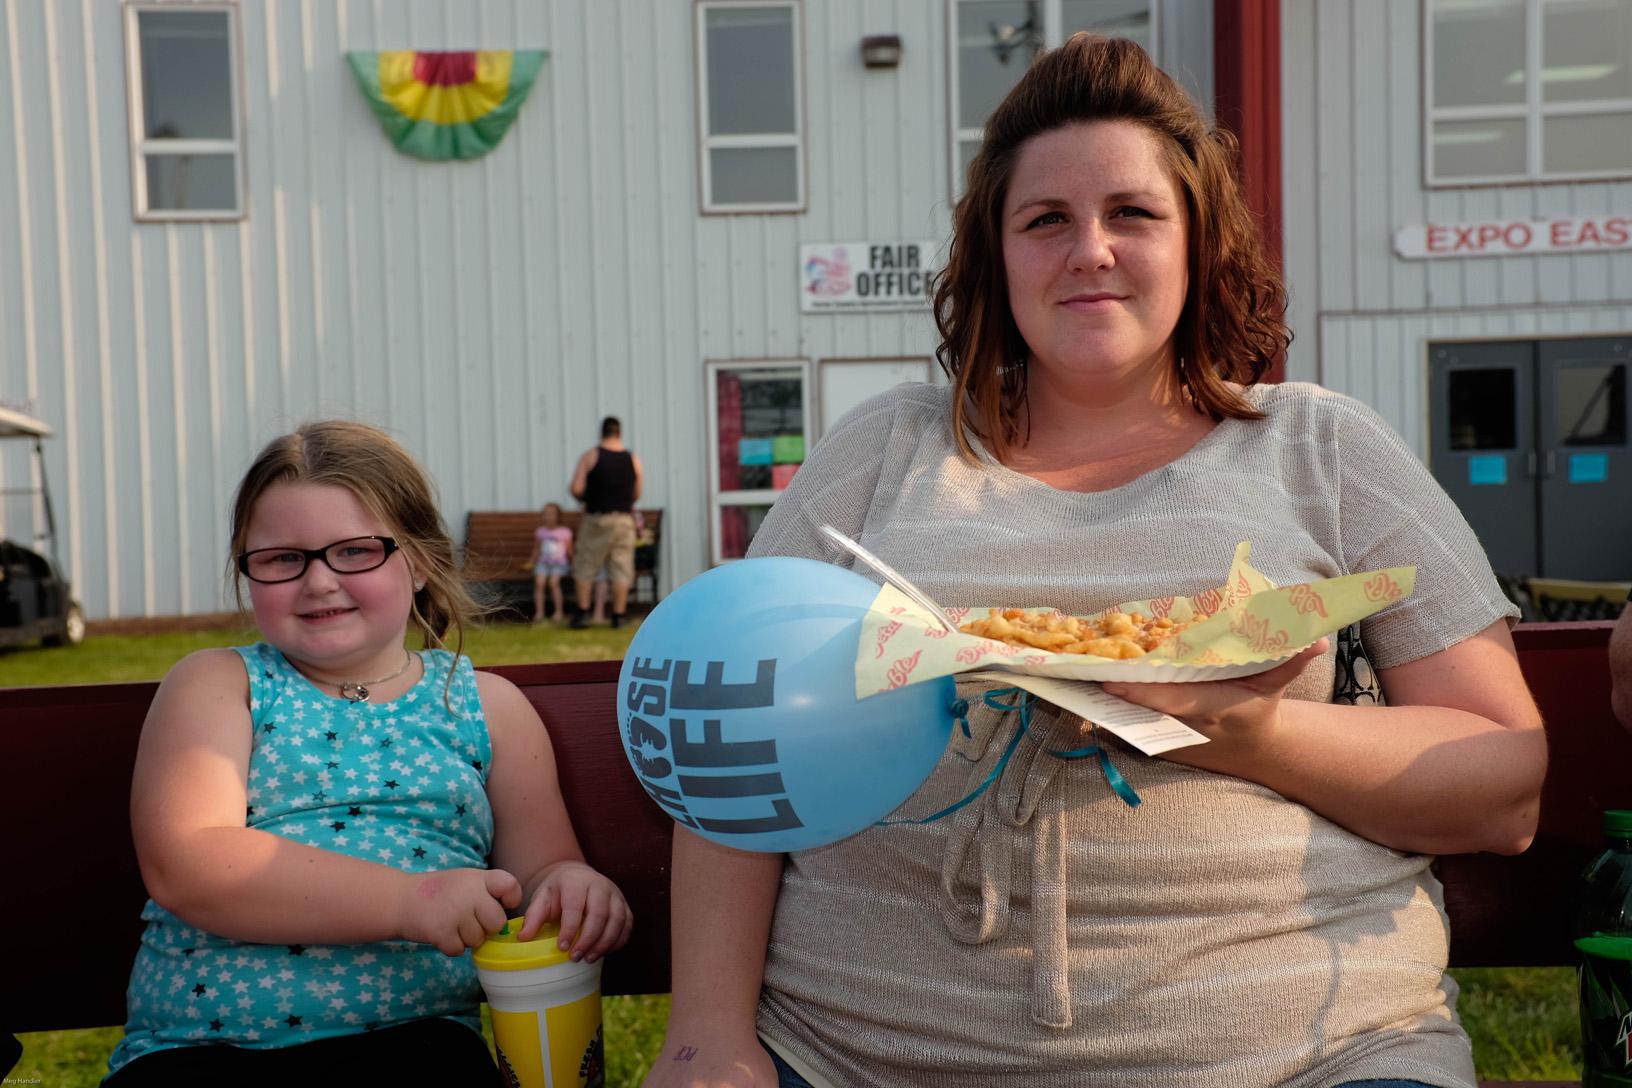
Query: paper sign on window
738 438 773 466
772 435 804 463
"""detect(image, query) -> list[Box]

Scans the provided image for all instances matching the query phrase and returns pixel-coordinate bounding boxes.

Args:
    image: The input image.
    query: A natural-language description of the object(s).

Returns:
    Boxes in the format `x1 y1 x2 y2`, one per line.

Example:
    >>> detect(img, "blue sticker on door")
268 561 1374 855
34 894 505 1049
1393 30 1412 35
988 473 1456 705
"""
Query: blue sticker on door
1569 453 1609 484
1468 455 1507 486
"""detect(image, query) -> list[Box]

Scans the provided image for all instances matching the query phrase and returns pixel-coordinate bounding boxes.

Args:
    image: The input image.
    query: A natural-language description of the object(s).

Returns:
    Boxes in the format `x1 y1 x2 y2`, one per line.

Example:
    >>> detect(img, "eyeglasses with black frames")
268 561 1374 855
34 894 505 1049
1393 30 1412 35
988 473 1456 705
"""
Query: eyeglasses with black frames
237 536 401 584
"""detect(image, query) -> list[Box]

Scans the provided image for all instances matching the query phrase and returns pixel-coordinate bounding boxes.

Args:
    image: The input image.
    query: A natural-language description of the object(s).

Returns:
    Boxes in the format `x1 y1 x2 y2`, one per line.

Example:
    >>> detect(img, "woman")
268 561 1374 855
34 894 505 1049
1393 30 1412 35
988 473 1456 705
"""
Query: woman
646 35 1543 1088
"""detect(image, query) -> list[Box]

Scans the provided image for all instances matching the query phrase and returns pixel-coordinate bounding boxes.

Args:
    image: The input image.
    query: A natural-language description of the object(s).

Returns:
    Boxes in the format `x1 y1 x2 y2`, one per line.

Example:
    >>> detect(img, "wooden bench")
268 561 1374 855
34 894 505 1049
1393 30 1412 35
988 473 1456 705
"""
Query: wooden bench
1526 577 1629 623
0 621 1621 1087
462 508 663 614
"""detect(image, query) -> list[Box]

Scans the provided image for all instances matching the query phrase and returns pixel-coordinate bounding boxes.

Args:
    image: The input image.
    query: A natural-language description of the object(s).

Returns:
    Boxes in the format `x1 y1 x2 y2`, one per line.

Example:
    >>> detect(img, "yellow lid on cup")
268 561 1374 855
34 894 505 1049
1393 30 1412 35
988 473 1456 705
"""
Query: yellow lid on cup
473 921 574 971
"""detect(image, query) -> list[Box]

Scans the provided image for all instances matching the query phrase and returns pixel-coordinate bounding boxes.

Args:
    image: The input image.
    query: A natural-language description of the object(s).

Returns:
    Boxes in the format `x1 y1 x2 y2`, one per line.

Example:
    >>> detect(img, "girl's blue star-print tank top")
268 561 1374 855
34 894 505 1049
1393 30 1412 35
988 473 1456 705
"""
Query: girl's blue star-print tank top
107 643 494 1077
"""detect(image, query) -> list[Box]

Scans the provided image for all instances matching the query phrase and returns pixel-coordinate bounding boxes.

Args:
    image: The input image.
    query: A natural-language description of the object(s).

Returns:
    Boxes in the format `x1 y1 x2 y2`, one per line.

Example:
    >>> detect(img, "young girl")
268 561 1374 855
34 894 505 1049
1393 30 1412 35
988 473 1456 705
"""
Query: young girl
105 421 632 1087
526 502 573 623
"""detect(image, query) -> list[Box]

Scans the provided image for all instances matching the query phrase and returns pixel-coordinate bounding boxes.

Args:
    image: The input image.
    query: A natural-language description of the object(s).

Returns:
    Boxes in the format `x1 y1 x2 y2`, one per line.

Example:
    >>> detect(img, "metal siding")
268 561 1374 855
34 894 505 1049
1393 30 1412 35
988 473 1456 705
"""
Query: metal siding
8 0 50 536
1616 181 1632 300
1284 0 1632 403
1394 315 1428 455
1321 307 1632 459
1344 322 1374 416
1497 183 1537 306
1383 0 1422 315
1315 0 1354 314
2 0 1221 619
652 0 702 585
1574 183 1614 305
2 4 42 552
1459 187 1502 310
92 0 149 617
0 26 24 558
43 0 91 611
1350 1 1389 313
1534 180 1574 306
1156 0 1213 118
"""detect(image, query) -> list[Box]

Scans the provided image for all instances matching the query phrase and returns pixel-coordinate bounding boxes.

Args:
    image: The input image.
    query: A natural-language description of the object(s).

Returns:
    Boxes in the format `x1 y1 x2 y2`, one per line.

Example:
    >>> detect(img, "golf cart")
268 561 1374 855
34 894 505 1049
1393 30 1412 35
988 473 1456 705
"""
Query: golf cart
0 406 83 647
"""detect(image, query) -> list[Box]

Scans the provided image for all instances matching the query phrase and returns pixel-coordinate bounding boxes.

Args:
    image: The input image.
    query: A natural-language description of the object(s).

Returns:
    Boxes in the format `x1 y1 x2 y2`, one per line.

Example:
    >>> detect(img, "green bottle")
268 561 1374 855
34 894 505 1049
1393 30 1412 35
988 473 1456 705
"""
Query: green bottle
1577 811 1632 1086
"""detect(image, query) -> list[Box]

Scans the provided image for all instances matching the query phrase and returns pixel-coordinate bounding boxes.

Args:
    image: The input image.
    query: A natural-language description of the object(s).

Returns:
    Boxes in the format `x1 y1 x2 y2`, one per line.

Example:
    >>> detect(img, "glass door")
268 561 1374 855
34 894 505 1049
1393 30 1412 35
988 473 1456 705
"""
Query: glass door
706 361 811 565
1428 341 1538 579
1538 338 1630 580
1430 336 1631 582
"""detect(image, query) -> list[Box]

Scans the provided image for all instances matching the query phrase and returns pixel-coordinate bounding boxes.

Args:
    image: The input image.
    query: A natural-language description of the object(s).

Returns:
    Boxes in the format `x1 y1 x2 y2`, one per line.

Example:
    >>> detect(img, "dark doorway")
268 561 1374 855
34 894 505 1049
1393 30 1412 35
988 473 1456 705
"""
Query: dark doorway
1428 336 1630 582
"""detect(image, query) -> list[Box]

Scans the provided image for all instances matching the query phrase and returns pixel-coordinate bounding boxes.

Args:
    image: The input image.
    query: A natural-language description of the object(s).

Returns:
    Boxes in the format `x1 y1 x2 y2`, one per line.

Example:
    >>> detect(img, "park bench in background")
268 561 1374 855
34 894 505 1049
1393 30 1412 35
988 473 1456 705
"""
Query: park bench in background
0 621 1621 1087
462 508 663 615
1525 577 1629 623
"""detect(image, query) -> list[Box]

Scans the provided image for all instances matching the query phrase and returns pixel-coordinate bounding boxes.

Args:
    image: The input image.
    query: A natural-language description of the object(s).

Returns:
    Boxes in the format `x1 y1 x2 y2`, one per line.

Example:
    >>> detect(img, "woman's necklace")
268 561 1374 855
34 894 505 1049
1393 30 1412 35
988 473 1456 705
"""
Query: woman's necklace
317 650 416 703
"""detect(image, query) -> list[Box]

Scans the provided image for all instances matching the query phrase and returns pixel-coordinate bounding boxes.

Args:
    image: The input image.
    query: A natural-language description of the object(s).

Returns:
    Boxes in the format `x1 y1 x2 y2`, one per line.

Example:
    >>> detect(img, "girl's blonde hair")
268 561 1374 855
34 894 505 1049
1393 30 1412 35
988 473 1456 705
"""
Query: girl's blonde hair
227 421 484 690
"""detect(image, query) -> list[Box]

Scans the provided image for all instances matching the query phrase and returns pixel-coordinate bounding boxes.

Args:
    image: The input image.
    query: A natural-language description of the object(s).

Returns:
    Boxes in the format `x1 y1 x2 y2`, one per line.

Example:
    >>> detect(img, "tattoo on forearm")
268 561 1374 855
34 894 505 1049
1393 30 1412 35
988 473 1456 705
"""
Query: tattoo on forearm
675 1045 699 1062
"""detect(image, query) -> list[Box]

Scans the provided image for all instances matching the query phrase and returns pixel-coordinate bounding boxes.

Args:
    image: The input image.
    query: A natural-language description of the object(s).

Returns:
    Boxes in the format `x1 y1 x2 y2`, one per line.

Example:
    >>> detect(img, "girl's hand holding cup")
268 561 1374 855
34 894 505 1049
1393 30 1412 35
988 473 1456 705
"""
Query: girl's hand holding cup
397 867 523 956
516 859 633 964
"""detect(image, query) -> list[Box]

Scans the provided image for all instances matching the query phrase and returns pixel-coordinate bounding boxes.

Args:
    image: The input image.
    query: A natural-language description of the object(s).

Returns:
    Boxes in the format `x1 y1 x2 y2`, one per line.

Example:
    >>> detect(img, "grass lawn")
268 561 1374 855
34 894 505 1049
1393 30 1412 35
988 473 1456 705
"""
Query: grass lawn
0 621 1581 1085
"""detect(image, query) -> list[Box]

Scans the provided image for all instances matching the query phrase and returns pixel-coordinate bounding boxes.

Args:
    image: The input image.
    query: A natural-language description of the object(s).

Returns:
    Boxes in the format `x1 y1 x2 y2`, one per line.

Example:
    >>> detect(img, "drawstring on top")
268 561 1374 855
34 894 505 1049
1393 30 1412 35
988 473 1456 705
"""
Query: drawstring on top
880 688 1141 828
884 686 1143 1029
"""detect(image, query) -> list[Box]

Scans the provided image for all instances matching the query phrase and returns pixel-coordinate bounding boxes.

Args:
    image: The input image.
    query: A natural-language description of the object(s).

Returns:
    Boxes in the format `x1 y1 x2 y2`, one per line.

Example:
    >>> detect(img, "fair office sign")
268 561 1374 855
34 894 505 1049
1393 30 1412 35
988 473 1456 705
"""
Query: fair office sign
1394 215 1632 259
800 241 941 312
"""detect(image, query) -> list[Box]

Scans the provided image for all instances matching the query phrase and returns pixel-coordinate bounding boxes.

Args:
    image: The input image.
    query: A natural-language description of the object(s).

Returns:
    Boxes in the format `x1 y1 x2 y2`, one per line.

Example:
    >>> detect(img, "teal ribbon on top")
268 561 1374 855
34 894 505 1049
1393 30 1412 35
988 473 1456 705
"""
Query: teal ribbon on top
881 687 1140 828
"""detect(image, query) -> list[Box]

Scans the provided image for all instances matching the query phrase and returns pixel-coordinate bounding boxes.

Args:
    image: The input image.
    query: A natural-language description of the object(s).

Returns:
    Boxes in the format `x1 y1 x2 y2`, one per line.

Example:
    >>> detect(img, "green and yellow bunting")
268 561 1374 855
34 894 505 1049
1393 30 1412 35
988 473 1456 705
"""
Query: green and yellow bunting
346 50 545 162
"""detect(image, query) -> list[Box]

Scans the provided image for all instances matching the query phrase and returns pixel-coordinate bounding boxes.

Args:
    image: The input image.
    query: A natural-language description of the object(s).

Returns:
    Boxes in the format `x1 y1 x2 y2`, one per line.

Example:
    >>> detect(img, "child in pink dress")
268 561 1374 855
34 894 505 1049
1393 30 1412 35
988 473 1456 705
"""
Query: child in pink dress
526 502 573 623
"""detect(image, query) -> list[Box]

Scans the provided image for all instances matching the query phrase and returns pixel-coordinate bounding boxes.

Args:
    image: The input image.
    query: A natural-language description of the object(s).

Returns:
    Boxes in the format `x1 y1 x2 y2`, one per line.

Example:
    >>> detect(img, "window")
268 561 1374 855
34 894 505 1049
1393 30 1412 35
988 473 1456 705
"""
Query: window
949 0 1156 193
817 358 935 434
1558 363 1626 446
124 3 245 220
1426 0 1632 184
696 1 804 212
706 361 810 563
1447 368 1519 449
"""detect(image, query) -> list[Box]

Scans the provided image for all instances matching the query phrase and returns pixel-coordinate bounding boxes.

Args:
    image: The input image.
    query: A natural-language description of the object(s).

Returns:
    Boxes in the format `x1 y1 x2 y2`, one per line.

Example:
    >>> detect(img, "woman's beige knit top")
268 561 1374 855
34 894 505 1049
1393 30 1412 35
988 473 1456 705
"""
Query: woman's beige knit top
746 382 1517 1088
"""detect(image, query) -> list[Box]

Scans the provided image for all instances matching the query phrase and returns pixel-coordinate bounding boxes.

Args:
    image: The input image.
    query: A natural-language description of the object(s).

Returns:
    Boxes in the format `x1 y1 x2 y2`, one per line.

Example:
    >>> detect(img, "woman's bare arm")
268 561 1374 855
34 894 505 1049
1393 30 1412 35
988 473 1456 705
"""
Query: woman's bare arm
1108 621 1545 855
642 828 783 1087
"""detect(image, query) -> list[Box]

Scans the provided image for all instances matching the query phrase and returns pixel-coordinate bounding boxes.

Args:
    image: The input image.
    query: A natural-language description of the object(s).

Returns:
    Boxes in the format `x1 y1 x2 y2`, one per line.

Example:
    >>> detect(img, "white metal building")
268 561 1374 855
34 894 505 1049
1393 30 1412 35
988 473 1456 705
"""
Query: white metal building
1282 0 1631 581
2 0 1624 622
0 0 1215 620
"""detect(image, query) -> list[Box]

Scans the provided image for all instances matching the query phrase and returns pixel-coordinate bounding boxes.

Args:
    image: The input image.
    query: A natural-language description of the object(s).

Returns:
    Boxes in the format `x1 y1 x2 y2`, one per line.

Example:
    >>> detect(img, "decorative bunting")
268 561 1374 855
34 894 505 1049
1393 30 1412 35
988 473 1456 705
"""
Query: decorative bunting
346 50 545 161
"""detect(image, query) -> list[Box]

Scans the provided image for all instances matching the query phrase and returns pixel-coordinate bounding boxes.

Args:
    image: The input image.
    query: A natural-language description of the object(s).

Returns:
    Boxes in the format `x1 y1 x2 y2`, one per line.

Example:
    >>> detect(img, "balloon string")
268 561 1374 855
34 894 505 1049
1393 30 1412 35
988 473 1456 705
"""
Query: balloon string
879 688 1140 828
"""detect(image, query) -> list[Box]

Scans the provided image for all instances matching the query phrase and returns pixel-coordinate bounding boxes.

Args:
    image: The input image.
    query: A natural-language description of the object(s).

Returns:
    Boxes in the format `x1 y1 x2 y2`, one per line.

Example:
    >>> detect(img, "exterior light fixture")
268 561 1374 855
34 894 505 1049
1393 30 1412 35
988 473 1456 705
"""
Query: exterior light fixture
860 34 902 69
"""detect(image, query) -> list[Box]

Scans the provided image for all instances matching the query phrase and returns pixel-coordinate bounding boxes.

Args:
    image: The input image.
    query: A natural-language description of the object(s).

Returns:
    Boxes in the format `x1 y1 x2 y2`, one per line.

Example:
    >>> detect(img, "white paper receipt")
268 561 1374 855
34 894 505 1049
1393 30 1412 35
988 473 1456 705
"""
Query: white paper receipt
968 670 1209 756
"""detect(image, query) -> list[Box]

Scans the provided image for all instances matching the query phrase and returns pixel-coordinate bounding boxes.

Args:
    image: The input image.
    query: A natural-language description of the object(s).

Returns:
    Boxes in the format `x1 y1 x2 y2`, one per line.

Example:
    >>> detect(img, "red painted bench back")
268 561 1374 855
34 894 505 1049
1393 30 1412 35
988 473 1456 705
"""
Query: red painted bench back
1440 621 1630 966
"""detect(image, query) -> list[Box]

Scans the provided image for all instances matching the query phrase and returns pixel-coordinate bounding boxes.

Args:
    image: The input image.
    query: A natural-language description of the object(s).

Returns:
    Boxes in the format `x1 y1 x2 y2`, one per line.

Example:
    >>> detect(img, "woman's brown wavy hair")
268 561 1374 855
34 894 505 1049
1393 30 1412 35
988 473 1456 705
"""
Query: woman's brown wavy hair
227 420 485 705
933 33 1290 461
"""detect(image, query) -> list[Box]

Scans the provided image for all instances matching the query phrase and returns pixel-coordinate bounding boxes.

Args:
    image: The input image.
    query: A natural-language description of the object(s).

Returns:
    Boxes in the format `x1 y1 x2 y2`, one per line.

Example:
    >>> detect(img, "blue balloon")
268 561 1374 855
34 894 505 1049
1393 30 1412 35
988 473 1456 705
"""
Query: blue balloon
617 556 956 852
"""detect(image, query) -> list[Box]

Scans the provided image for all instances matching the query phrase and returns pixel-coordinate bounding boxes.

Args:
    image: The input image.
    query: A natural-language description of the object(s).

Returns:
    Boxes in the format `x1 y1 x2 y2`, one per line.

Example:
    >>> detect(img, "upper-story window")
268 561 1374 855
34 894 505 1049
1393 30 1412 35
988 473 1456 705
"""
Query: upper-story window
1426 0 1632 185
950 0 1155 194
123 3 246 220
696 1 805 213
